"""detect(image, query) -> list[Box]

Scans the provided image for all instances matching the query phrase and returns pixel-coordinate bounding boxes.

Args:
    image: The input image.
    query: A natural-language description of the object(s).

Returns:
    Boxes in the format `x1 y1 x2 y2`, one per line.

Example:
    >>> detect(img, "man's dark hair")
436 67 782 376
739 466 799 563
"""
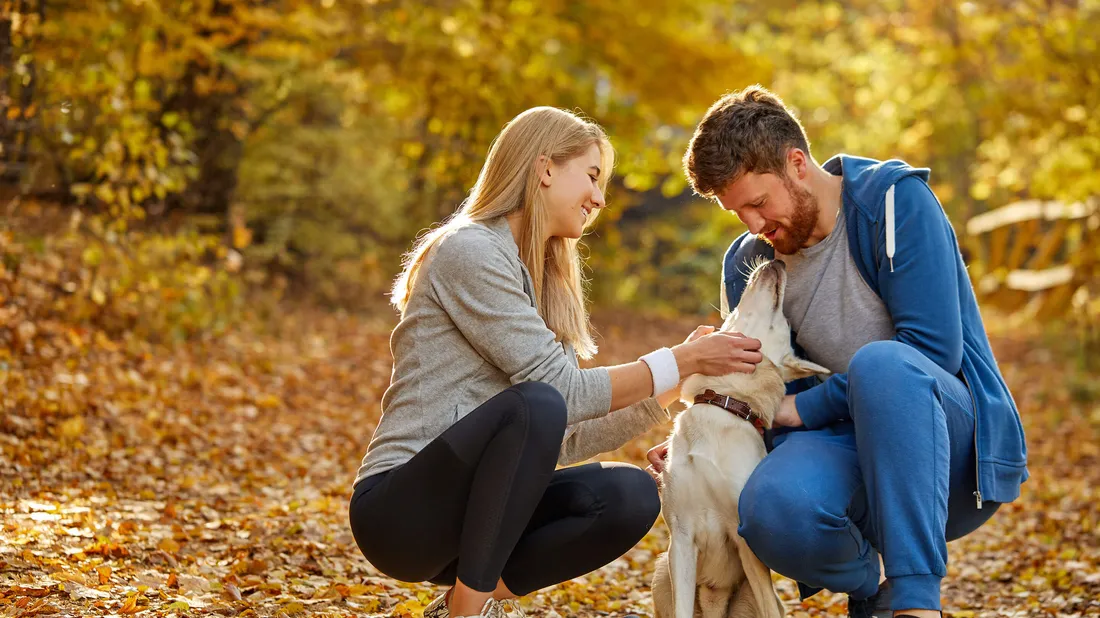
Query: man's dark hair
683 84 811 198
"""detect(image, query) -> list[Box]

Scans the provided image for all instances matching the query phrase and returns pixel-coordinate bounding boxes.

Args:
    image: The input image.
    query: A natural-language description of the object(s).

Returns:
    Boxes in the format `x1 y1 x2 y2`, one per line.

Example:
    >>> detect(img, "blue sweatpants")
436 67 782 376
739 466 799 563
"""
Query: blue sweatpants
737 341 1000 611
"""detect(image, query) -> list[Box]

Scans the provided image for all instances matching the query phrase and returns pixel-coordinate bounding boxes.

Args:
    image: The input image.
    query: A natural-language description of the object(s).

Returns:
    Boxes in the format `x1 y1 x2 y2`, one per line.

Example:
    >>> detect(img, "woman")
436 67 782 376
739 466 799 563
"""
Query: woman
349 107 762 618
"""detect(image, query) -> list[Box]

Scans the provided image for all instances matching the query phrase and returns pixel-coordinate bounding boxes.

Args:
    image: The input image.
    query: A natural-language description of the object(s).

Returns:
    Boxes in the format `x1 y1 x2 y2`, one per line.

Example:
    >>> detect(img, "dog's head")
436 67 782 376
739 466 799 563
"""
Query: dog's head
722 258 830 382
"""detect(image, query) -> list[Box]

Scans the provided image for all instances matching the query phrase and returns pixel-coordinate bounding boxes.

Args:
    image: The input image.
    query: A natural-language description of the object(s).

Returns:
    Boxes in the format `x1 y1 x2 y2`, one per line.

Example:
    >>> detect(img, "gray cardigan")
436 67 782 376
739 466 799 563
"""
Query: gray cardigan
354 216 669 487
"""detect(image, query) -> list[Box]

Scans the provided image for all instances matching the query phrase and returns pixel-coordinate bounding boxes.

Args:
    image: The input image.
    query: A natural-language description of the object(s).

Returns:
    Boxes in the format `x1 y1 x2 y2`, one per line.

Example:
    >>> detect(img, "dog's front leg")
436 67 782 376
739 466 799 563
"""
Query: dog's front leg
697 583 731 618
733 536 785 618
668 517 698 618
725 582 755 618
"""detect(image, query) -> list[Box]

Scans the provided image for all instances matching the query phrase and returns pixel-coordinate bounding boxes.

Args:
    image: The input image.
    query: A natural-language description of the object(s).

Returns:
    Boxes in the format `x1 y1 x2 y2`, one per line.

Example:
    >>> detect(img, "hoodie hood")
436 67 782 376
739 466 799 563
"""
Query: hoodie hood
824 154 932 272
823 154 930 220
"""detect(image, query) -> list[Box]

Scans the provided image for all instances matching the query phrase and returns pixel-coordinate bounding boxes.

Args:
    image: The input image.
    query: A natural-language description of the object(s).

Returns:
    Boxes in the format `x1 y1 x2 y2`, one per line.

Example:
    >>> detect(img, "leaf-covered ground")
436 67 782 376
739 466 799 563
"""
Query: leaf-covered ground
2 309 1097 617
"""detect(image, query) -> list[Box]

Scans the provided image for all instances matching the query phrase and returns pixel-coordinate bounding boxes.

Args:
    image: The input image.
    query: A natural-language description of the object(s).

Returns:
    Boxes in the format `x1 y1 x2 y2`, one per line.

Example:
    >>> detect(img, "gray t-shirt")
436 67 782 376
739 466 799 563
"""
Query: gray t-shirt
779 207 896 373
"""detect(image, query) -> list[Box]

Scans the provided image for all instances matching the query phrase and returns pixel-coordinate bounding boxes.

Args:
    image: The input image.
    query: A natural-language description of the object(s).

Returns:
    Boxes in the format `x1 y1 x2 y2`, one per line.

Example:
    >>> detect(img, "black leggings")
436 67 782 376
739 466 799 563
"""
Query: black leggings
348 382 661 595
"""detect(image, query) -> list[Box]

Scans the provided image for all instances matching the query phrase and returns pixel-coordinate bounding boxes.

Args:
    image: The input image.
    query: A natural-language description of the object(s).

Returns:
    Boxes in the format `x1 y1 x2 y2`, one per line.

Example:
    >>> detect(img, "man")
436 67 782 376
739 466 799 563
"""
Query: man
648 85 1027 618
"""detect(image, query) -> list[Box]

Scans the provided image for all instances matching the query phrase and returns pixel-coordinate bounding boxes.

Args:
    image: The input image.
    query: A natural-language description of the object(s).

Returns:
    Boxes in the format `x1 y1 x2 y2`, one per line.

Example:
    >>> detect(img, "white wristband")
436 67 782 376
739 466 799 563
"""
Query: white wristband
639 347 680 397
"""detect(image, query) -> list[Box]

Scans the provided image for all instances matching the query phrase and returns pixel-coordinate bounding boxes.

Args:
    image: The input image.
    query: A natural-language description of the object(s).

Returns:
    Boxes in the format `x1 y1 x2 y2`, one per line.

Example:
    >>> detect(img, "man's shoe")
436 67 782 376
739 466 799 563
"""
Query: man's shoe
847 579 892 618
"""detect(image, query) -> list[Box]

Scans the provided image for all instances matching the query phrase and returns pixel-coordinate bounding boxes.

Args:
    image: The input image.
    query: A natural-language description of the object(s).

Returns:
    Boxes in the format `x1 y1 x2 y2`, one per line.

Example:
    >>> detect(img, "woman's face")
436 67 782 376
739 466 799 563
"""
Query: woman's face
540 142 606 239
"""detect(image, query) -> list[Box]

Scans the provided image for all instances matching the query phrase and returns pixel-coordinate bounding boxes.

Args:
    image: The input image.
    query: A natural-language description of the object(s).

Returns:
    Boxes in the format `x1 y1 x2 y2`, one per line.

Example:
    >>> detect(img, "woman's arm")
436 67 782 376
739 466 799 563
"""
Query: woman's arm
606 328 762 411
558 325 753 465
429 227 761 423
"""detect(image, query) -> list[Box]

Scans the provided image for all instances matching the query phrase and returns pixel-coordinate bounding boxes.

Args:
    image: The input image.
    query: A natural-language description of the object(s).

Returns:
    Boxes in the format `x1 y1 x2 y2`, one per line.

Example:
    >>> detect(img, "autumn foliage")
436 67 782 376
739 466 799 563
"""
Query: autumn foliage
1 1 1099 617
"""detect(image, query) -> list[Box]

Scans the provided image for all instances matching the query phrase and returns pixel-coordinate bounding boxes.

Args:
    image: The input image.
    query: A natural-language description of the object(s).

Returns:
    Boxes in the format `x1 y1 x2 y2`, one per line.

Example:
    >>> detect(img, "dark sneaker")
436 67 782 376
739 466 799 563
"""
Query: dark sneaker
848 579 892 618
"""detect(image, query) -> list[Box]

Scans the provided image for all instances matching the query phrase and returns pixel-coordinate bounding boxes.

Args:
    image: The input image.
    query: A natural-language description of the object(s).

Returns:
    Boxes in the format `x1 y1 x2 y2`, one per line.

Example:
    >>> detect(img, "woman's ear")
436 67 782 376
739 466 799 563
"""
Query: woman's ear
538 155 554 188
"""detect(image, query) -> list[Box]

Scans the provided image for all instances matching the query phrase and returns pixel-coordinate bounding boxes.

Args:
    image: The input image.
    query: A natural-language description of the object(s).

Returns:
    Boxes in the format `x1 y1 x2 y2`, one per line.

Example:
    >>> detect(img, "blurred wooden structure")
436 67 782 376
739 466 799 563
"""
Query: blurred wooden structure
966 198 1099 319
1 0 41 189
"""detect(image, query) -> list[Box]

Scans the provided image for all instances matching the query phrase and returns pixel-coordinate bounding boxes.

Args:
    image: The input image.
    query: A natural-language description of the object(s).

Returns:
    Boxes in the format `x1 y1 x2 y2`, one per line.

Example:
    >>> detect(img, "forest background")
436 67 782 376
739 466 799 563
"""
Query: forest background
1 1 1098 617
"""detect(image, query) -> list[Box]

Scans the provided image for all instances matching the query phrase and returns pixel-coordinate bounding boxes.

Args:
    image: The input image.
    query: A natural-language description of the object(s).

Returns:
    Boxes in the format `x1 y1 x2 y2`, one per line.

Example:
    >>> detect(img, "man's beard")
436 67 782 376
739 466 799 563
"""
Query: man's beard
758 177 818 255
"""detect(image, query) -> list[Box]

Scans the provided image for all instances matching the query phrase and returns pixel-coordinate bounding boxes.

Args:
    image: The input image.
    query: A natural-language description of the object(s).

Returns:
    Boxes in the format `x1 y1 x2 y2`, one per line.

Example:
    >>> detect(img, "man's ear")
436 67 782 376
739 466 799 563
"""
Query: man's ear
780 353 830 381
787 147 808 181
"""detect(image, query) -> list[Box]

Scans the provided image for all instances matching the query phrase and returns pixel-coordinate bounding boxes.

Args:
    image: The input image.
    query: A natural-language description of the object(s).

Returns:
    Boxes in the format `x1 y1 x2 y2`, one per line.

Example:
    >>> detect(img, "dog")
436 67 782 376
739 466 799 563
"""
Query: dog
652 259 830 618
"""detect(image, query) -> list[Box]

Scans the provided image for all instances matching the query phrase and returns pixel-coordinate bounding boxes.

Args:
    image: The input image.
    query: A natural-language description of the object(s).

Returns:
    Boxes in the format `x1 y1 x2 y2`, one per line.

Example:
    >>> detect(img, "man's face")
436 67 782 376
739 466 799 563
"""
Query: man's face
715 171 819 255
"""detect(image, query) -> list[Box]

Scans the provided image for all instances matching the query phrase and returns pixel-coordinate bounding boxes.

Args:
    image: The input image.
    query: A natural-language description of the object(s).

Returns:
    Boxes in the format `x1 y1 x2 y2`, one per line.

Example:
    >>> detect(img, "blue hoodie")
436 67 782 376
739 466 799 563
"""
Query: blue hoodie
723 154 1028 506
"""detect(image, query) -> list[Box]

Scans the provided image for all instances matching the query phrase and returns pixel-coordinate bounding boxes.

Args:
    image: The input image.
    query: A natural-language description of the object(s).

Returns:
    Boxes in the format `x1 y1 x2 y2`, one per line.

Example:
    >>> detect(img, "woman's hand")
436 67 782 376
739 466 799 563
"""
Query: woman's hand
774 395 803 428
645 439 670 488
673 329 762 377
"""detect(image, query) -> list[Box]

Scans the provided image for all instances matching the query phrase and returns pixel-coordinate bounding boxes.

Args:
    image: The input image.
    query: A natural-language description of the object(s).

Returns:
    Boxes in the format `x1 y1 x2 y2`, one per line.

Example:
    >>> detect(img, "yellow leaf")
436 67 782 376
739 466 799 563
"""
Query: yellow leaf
59 417 85 440
119 594 143 614
280 601 305 615
232 225 253 249
94 184 116 205
158 538 180 554
256 394 281 408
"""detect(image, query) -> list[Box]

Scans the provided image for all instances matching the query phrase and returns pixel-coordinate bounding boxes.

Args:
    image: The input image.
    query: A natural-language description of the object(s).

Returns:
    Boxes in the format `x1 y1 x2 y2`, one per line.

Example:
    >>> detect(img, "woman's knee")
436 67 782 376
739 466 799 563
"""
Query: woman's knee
497 382 567 452
511 382 567 426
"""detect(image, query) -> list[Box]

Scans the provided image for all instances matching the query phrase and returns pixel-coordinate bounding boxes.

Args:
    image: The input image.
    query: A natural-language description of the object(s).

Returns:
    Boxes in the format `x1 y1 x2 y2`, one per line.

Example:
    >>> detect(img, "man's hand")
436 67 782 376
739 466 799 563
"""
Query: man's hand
774 394 804 428
645 439 670 489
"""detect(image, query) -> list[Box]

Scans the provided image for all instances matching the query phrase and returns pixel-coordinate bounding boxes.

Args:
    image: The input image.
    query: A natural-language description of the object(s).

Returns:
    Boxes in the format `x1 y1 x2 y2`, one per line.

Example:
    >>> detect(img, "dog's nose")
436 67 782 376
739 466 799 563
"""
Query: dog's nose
769 260 786 272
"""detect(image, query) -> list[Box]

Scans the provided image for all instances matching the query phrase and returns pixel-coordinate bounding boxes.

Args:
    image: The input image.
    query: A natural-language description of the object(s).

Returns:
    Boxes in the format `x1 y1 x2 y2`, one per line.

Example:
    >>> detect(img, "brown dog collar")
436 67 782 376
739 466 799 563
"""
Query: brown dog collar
693 389 767 433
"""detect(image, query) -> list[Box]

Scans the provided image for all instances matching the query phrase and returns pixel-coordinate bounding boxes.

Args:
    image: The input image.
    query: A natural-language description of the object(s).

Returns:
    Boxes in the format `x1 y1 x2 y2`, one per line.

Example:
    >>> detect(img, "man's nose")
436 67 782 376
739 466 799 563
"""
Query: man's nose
743 212 765 234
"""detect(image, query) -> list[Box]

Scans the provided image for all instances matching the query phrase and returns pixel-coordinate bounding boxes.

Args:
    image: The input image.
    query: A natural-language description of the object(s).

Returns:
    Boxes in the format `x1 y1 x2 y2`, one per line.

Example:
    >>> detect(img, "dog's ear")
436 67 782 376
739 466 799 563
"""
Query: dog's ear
780 354 831 381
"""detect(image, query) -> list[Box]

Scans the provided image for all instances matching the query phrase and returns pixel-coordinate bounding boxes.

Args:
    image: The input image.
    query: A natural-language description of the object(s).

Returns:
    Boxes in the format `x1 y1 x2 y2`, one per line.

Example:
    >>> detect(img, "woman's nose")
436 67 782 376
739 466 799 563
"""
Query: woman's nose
591 186 606 209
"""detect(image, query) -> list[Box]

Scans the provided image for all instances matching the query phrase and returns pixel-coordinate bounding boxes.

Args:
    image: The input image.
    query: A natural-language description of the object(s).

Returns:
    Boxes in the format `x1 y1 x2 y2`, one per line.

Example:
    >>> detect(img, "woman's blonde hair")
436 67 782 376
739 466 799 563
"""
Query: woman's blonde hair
391 107 614 359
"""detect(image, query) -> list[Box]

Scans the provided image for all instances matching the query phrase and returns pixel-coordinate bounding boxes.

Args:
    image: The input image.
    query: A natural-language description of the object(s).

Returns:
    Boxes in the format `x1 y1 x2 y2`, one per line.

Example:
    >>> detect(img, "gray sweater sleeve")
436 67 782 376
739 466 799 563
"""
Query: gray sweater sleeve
557 397 670 466
428 228 613 424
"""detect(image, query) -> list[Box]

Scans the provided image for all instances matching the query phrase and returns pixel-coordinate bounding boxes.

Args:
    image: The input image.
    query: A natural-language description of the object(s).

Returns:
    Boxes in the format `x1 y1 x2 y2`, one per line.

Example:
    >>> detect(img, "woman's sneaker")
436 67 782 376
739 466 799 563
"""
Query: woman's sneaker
454 598 506 618
424 590 451 618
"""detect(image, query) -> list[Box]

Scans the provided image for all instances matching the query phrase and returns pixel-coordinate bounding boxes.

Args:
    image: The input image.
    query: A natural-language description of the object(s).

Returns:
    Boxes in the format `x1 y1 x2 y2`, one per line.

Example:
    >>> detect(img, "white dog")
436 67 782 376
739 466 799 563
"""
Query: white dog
652 259 830 618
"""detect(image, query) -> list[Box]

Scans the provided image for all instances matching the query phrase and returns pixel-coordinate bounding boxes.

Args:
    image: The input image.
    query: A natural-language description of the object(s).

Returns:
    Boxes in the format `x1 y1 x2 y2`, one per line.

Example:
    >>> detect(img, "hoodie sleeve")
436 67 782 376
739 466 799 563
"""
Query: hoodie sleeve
794 176 964 429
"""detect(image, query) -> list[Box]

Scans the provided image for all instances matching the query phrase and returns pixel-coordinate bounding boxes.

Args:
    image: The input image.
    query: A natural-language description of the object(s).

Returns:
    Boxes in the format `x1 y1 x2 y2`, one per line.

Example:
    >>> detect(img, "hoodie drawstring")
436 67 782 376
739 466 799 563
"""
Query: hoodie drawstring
885 184 896 272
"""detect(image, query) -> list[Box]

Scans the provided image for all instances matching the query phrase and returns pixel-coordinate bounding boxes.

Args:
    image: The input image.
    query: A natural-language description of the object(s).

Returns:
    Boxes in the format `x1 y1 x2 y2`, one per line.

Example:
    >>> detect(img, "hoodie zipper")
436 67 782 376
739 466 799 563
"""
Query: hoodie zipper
961 373 983 509
881 183 982 508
